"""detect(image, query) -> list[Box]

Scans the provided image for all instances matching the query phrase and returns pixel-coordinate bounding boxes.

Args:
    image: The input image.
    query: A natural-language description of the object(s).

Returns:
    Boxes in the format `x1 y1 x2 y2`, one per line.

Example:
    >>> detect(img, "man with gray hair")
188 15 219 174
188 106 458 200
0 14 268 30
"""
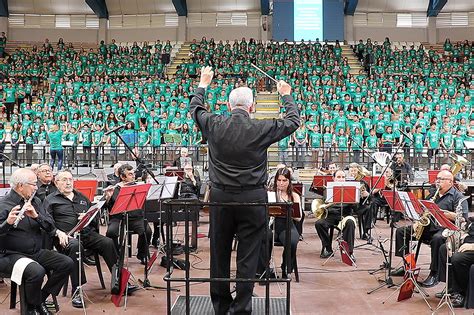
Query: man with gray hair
0 168 73 314
191 66 299 314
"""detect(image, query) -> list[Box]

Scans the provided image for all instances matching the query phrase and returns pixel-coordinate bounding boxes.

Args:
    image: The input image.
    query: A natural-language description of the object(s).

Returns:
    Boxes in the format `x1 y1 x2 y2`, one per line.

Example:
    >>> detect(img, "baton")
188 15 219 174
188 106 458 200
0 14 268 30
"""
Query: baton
251 63 279 84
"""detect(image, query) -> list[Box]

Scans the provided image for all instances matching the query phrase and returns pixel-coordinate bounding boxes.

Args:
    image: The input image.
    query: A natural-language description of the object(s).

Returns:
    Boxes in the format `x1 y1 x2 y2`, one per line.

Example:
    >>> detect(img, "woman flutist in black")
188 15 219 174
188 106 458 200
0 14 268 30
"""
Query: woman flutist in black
271 167 302 277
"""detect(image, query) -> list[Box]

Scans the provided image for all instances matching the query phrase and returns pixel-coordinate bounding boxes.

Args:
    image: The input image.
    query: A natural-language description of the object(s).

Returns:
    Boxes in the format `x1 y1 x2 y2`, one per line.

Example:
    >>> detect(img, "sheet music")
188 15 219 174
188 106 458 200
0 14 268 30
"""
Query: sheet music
325 182 361 203
147 183 163 200
68 200 105 236
162 176 178 199
267 191 276 203
398 191 420 221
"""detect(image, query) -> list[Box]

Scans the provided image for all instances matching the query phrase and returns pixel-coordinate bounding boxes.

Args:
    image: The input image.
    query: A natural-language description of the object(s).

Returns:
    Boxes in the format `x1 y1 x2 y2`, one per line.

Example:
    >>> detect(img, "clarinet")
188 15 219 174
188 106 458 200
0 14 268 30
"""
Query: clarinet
13 190 37 228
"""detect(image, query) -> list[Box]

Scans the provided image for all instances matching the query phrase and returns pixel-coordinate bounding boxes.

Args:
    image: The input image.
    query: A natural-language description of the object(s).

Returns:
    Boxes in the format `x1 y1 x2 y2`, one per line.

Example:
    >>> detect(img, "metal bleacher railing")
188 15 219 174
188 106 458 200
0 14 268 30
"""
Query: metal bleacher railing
0 144 471 180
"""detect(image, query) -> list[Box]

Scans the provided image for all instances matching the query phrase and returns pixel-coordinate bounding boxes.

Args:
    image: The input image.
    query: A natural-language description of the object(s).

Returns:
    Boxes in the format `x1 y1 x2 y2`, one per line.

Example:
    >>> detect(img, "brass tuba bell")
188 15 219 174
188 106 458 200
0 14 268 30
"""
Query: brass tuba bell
311 198 330 220
450 153 470 176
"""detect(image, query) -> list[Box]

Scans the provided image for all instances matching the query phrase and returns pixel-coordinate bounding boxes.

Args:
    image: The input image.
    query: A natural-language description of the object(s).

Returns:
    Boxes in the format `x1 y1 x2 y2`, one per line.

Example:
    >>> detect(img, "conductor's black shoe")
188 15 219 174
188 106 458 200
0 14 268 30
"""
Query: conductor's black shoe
37 302 52 315
71 293 84 308
452 293 465 308
83 255 96 266
390 266 405 277
361 233 369 240
320 248 333 259
420 274 439 288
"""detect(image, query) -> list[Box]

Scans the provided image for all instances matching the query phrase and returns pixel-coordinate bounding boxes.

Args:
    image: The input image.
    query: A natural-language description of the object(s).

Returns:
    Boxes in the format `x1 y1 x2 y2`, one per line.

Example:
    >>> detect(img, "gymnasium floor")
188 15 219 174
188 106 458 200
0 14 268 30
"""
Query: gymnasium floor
1 213 472 314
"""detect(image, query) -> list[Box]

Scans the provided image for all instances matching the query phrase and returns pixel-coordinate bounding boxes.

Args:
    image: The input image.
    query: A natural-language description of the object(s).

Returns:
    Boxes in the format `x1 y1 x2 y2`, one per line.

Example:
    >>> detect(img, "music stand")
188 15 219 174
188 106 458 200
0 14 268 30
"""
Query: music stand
110 183 151 308
73 180 98 202
323 182 360 267
380 192 432 311
140 176 179 291
428 170 441 184
164 167 184 181
67 201 104 313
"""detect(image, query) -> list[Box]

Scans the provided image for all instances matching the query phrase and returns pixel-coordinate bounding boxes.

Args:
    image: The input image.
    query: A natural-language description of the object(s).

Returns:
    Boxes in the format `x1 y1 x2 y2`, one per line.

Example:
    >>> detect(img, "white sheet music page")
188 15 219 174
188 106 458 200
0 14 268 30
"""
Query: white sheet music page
398 191 420 221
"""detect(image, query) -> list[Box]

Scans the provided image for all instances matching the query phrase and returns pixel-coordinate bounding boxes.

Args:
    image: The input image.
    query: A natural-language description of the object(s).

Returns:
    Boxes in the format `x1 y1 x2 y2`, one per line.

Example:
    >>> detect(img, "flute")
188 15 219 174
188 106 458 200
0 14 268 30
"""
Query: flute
13 190 37 228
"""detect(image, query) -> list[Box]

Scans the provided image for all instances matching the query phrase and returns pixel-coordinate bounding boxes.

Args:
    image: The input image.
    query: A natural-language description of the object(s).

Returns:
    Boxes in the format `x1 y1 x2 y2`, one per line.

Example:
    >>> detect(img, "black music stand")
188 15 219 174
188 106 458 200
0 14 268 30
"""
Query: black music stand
139 176 179 291
322 182 360 267
110 183 150 308
67 201 104 313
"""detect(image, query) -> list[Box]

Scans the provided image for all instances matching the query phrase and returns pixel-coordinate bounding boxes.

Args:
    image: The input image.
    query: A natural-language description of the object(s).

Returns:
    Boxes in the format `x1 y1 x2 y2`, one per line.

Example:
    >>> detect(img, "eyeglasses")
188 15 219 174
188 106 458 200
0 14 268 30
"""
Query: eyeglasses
57 178 73 183
39 169 52 173
25 182 37 186
436 177 451 181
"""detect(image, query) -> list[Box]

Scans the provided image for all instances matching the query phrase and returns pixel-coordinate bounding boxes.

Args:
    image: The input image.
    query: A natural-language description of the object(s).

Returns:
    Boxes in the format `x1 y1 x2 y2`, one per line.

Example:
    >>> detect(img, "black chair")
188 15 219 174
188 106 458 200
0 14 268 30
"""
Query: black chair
0 272 59 314
62 252 106 297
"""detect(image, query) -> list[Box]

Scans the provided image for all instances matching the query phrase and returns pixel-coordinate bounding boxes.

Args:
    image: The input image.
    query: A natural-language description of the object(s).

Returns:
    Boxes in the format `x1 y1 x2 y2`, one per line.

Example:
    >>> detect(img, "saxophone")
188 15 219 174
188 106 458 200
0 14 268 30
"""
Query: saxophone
413 187 437 240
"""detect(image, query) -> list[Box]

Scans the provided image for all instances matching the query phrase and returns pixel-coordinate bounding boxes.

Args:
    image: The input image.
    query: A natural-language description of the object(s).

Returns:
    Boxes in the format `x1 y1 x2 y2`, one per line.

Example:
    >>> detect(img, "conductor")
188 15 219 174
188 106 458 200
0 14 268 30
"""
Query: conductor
191 67 299 314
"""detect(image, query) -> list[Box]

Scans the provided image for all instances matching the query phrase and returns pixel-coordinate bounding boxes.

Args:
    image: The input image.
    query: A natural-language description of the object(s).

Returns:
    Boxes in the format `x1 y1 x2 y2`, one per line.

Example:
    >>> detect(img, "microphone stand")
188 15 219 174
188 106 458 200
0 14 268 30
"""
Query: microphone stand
367 139 411 294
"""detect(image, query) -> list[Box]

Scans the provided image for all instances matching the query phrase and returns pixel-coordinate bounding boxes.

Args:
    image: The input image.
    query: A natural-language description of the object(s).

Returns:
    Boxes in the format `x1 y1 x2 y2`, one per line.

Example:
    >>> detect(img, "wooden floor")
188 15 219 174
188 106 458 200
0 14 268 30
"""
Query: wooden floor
1 213 472 314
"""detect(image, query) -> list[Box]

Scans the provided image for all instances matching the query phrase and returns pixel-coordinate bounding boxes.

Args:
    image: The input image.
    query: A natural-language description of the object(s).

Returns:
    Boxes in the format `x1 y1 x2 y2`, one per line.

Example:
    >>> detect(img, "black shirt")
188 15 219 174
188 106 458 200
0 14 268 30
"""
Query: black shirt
36 182 59 202
0 189 55 255
432 186 469 220
391 161 414 182
43 190 92 235
179 172 201 197
191 87 299 187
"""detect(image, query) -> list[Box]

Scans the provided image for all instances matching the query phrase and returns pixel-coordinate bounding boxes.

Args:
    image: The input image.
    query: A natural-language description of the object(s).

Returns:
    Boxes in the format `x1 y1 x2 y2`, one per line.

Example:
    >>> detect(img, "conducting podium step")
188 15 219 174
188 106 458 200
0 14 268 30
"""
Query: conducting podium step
171 295 288 315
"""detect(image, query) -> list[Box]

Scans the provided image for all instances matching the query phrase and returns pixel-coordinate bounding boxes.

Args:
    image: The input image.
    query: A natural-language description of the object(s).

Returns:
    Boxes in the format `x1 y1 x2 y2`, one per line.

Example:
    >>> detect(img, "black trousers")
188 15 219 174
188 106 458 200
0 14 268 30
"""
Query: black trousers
439 243 474 295
56 231 117 291
209 186 266 315
275 219 299 272
395 224 445 273
107 215 152 259
355 204 371 235
0 249 73 306
314 212 356 254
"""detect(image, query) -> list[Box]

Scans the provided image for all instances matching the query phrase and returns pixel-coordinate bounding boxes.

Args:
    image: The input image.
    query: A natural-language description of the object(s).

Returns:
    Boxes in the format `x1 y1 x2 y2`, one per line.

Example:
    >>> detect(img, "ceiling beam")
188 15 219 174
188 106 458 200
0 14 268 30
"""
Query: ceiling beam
0 0 8 17
344 0 358 15
261 0 270 15
427 0 448 17
172 0 188 17
85 0 109 19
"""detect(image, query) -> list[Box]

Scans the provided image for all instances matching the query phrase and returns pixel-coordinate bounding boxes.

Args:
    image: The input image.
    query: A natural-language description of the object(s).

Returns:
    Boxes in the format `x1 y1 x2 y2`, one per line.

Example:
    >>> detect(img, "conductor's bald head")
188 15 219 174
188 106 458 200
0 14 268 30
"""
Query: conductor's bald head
229 87 254 112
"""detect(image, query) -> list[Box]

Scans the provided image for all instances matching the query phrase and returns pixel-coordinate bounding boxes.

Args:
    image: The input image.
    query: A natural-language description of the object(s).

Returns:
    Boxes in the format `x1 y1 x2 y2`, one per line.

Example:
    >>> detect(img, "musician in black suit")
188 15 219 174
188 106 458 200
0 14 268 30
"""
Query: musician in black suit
43 170 117 308
191 66 299 314
35 164 58 202
0 168 73 315
315 170 357 260
392 170 468 287
179 163 201 199
104 164 152 265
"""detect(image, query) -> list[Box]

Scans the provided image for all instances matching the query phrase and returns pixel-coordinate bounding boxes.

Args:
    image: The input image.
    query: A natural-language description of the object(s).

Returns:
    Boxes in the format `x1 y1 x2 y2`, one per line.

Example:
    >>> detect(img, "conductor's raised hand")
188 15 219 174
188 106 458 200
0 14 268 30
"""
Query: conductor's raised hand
199 66 214 88
277 80 291 96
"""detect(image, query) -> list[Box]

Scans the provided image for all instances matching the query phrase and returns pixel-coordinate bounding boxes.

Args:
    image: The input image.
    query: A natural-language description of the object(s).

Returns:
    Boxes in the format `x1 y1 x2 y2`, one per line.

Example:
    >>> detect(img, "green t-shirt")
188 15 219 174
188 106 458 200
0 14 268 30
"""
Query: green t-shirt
48 130 63 150
426 130 440 149
413 133 424 152
366 135 378 149
351 134 364 151
310 133 322 148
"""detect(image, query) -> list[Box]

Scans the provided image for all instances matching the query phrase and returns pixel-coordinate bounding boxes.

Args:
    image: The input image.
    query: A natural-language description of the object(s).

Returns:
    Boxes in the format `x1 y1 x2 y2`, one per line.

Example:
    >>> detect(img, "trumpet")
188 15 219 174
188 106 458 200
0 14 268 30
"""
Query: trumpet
13 190 37 228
